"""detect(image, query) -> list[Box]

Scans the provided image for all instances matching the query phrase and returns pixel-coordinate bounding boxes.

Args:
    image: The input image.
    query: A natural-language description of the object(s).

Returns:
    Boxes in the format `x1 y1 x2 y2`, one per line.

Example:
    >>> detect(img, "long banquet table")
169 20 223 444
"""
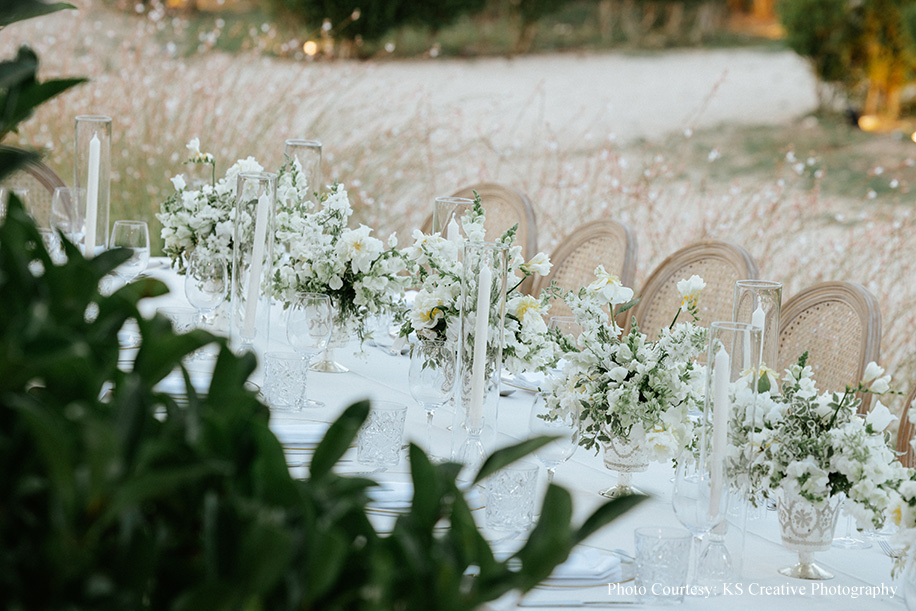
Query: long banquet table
141 259 908 610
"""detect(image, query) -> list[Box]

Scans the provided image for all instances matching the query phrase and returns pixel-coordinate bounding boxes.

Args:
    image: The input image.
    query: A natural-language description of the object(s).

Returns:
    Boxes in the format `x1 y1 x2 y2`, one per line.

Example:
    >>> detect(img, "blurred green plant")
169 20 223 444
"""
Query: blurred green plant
0 0 84 177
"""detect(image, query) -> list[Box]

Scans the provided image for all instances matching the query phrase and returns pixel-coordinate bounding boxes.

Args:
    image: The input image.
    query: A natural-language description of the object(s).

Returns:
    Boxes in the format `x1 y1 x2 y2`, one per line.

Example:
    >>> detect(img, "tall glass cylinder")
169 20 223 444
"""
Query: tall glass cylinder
732 280 782 374
229 172 277 353
74 115 112 256
697 321 762 588
283 139 322 205
433 196 475 238
451 241 509 472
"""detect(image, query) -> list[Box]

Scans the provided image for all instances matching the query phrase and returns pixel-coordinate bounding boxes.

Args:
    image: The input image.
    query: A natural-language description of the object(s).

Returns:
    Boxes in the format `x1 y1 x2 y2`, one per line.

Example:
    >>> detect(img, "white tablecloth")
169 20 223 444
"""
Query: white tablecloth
142 259 907 610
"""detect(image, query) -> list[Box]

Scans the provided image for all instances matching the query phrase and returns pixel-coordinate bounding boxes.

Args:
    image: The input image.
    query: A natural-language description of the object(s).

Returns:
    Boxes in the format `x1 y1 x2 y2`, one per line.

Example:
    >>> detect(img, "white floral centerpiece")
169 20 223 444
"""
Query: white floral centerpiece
734 355 904 529
157 138 263 269
271 157 410 344
543 269 708 463
399 196 555 375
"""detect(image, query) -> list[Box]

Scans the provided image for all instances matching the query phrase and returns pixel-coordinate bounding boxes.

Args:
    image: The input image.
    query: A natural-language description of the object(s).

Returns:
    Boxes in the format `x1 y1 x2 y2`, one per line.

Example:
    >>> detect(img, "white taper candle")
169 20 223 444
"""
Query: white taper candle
84 134 100 256
468 261 492 429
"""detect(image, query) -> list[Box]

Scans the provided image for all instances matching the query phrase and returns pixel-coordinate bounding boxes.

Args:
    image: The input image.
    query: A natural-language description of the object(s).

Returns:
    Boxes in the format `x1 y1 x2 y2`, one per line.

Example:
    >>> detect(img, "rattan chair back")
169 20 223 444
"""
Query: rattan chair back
421 182 538 260
777 281 881 413
0 145 66 228
629 240 758 338
532 219 636 319
897 386 916 468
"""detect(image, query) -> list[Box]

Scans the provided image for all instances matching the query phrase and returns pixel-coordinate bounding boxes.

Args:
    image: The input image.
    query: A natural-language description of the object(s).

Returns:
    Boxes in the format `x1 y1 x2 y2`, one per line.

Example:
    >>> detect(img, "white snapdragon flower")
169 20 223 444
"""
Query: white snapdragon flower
523 252 553 276
871 374 891 395
587 265 634 305
862 361 885 383
171 174 187 191
676 275 706 311
865 400 897 432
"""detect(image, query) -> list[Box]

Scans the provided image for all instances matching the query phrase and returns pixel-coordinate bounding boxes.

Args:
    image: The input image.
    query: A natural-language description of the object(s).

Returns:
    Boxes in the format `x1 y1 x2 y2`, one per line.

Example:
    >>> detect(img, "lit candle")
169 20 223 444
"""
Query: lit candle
447 217 461 245
709 345 730 517
242 193 270 340
468 260 492 429
84 133 100 256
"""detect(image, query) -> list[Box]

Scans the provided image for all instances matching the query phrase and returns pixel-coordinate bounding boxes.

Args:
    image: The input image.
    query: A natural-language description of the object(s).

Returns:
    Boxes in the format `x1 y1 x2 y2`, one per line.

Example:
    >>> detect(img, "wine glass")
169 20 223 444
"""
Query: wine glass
672 458 728 587
109 220 150 283
408 339 456 459
184 250 228 328
286 292 333 408
50 187 85 246
528 392 580 483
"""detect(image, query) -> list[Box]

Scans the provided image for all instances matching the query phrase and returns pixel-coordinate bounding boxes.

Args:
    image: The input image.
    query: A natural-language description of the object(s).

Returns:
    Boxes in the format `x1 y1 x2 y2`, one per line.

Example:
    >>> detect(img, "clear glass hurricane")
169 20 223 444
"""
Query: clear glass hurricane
528 392 580 483
409 339 456 460
286 292 332 408
672 458 729 587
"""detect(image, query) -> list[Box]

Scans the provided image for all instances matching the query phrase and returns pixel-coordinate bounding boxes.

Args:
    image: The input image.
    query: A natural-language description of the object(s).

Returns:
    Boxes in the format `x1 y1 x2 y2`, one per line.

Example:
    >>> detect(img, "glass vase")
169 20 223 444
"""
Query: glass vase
451 241 509 474
599 422 649 499
432 196 475 238
695 321 762 587
283 139 322 205
229 172 276 354
732 280 782 374
74 115 112 257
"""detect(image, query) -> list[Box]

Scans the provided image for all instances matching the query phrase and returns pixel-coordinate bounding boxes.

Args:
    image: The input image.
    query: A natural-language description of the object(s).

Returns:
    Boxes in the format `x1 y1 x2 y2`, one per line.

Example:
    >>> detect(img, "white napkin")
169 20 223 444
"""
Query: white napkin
547 549 621 582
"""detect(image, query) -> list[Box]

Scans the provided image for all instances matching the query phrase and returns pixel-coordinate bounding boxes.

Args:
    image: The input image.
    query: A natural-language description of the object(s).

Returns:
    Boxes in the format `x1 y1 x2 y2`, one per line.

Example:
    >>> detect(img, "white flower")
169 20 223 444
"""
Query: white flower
676 275 706 311
862 361 884 383
338 225 383 274
171 174 186 191
587 265 634 305
865 400 897 432
523 252 552 276
871 374 891 395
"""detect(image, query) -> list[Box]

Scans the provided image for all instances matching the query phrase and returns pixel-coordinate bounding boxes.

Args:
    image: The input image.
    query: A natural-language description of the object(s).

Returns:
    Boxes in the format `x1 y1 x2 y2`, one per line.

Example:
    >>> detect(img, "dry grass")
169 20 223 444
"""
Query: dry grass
6 1 916 410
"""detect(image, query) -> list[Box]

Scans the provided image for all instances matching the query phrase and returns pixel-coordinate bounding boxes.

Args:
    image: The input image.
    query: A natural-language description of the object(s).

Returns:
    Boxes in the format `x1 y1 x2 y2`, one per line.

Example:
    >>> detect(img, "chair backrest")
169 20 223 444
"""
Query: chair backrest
630 240 759 338
420 182 538 261
777 281 881 412
896 386 916 469
0 145 66 228
532 219 637 321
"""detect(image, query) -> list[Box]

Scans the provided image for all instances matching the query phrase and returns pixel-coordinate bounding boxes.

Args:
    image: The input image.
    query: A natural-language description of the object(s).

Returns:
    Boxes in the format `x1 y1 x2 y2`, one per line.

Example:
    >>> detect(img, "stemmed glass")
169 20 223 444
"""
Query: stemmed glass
109 220 150 284
286 292 333 409
528 392 580 483
184 251 228 328
672 458 728 587
408 339 456 459
50 187 85 246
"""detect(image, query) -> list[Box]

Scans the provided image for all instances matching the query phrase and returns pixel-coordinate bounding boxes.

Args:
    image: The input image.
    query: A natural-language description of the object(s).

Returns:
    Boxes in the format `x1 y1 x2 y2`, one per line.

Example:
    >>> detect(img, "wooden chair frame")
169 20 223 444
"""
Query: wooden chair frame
629 240 758 337
897 386 916 469
777 281 881 413
1 145 66 226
